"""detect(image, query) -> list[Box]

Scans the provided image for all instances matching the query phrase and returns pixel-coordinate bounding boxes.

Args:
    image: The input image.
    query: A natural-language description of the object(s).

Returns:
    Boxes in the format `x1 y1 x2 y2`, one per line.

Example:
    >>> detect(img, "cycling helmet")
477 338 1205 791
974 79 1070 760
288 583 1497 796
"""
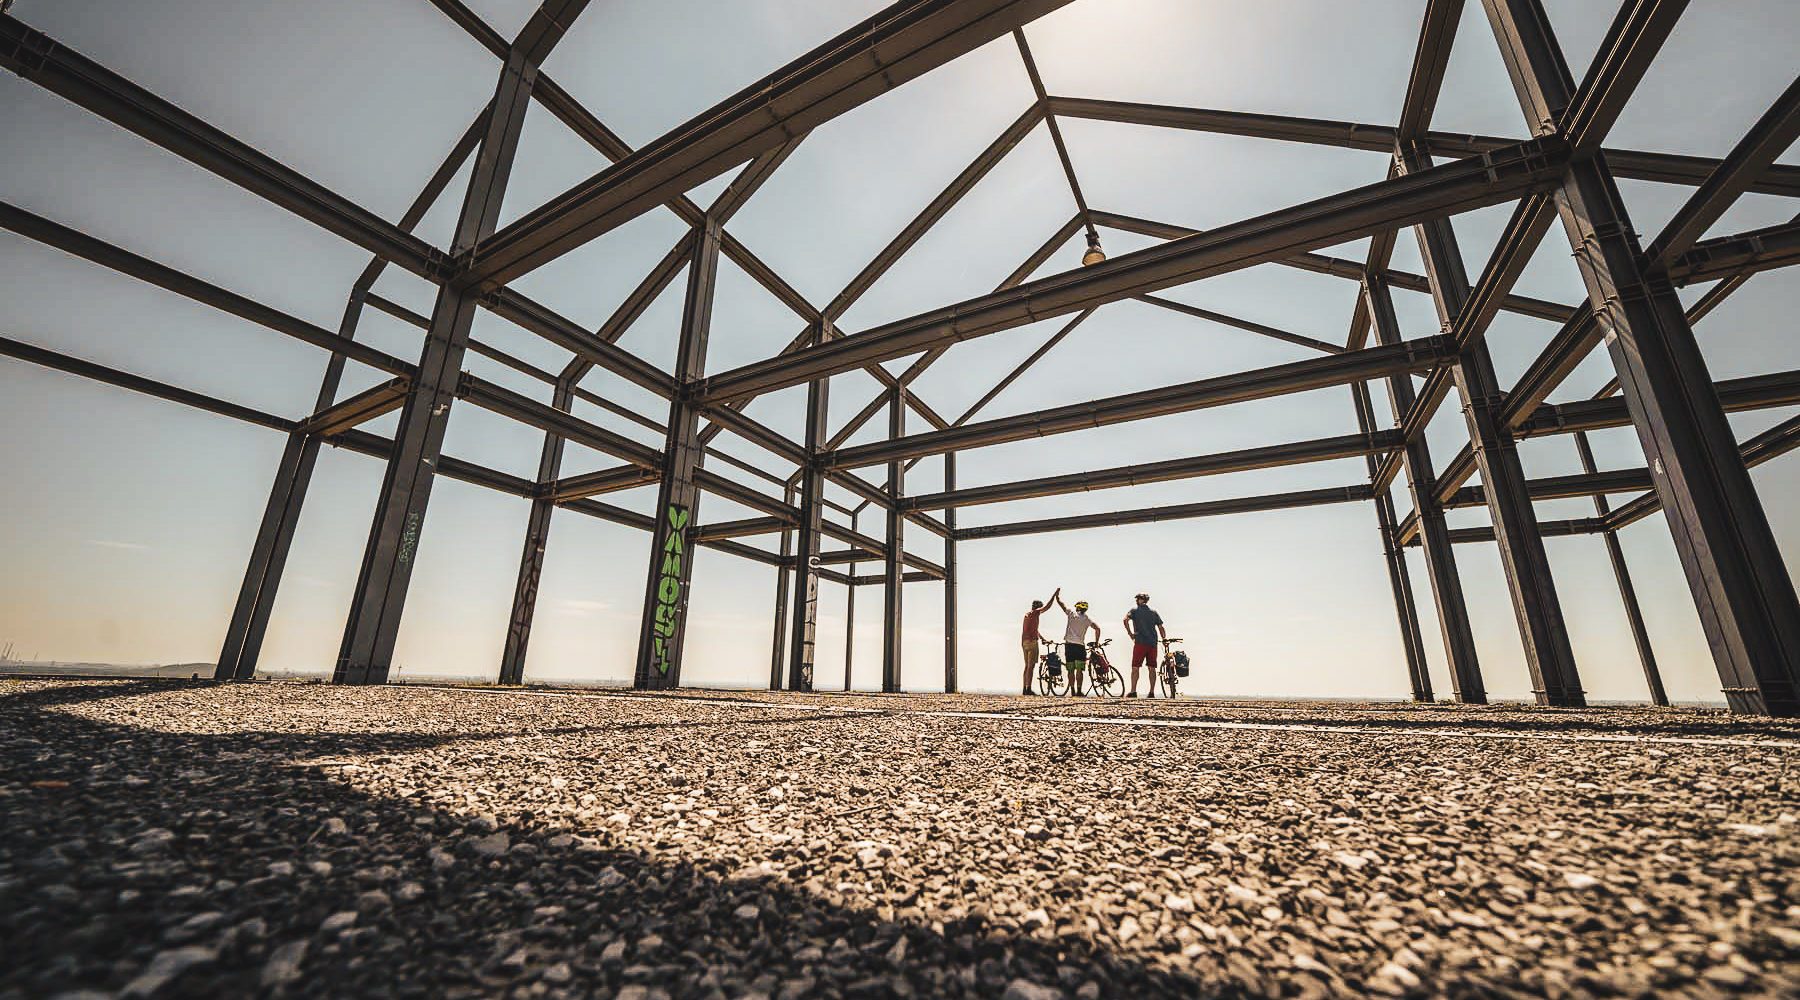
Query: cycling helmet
1074 600 1089 611
1134 592 1149 601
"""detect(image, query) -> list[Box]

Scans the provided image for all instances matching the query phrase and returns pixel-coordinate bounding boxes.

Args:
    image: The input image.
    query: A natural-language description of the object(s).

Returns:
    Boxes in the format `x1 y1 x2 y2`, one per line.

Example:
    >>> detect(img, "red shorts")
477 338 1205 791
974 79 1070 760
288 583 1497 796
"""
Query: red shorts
1132 642 1157 669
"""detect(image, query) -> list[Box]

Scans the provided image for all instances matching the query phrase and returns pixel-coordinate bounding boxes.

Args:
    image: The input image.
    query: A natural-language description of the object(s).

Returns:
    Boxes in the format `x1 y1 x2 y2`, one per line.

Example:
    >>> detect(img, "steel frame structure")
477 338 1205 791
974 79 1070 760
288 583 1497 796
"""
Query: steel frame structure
5 1 1798 713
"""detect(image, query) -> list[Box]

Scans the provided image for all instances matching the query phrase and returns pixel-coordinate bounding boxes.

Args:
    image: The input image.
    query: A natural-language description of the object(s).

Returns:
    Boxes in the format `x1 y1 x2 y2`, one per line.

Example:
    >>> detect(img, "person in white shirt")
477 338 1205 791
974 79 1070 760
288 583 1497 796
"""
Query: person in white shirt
1054 593 1100 696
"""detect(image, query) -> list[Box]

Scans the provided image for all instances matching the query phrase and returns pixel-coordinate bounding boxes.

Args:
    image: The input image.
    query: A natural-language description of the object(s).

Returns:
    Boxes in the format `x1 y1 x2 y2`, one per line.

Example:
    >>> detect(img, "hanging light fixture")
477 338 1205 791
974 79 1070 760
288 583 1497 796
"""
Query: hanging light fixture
1081 229 1106 267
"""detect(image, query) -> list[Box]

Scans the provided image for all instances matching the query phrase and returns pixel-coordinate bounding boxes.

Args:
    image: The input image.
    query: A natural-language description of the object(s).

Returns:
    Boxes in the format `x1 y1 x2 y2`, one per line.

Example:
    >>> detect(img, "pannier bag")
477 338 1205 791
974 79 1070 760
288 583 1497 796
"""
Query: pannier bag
1046 651 1063 675
1174 650 1191 677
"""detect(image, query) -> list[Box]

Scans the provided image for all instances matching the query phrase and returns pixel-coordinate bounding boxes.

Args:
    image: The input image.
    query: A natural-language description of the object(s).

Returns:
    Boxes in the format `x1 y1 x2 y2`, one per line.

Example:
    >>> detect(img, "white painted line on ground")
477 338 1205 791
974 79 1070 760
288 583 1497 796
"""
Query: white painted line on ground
406 684 1800 750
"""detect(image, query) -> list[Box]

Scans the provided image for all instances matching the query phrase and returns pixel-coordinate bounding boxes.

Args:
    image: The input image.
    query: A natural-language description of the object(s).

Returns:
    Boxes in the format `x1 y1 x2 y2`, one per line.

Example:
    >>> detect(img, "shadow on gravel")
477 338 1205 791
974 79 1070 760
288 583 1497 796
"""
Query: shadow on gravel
0 684 1231 999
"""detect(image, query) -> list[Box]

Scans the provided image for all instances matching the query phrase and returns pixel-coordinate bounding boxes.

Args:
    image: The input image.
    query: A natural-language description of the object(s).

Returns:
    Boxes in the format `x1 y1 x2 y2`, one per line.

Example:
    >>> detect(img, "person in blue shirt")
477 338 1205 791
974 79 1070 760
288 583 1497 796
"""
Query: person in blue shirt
1123 593 1167 697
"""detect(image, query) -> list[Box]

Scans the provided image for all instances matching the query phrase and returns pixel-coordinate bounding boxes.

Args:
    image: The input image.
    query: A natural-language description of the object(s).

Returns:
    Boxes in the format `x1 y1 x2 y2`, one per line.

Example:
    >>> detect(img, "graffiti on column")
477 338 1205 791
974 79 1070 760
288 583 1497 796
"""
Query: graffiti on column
650 503 691 674
798 554 819 689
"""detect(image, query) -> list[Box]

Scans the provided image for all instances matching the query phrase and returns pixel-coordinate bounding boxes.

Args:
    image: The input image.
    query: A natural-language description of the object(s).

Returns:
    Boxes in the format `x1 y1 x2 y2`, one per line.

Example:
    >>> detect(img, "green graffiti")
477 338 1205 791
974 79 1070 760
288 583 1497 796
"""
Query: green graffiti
651 503 690 674
397 511 422 565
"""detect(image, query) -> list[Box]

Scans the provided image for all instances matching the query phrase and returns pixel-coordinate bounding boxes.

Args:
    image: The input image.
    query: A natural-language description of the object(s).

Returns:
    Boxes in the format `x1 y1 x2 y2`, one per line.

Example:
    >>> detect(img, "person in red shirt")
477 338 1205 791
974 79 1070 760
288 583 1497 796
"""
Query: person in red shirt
1020 587 1060 694
1124 592 1167 698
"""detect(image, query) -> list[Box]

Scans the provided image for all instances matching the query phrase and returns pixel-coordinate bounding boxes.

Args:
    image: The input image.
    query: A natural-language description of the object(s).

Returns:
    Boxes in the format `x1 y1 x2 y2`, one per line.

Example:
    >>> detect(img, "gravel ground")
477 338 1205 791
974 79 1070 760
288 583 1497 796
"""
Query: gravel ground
2 679 1797 999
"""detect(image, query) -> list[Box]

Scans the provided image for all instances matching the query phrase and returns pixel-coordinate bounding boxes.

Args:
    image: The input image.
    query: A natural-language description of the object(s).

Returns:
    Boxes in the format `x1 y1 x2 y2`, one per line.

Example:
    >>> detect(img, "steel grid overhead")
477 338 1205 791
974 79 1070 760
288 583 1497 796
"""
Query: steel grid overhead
6 1 1800 713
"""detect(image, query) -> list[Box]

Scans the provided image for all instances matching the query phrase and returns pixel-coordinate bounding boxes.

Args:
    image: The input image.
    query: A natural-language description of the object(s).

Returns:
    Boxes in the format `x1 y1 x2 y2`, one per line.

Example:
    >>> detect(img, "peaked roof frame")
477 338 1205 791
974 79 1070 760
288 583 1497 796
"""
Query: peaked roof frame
3 0 1798 712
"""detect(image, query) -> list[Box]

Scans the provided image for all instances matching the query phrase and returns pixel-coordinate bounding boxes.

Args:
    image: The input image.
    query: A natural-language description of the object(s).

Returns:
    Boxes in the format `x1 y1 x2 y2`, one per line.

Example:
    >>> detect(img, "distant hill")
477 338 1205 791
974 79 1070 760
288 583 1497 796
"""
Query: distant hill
0 661 212 679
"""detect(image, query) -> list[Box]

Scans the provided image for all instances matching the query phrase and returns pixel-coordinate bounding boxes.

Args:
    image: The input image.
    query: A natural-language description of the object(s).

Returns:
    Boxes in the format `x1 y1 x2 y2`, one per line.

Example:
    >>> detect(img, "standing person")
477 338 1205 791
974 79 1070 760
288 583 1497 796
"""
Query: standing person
1054 594 1100 696
1020 587 1060 695
1123 593 1167 698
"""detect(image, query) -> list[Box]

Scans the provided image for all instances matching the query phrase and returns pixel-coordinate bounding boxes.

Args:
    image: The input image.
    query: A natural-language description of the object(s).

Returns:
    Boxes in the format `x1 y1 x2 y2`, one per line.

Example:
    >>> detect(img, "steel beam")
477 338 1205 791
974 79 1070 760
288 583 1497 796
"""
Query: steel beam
0 15 448 280
0 334 296 434
1091 209 1579 326
542 465 662 503
693 99 1036 442
812 217 1087 476
1482 0 1800 715
829 336 1448 470
1604 413 1800 532
1045 96 1800 197
1440 519 1605 545
461 0 1074 287
698 137 1568 403
1647 75 1800 264
295 378 411 437
1135 294 1344 354
0 203 413 378
425 0 820 325
1561 0 1690 155
1444 467 1654 508
1517 369 1800 439
955 484 1373 541
1013 31 1096 248
691 517 789 543
906 430 1401 511
459 374 664 471
849 572 939 586
1665 221 1800 286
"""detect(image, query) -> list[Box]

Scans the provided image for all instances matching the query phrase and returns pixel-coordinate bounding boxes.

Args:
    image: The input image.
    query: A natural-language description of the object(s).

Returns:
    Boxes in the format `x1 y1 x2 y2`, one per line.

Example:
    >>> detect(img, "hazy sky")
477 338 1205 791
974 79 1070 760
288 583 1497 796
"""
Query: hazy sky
3 0 1797 703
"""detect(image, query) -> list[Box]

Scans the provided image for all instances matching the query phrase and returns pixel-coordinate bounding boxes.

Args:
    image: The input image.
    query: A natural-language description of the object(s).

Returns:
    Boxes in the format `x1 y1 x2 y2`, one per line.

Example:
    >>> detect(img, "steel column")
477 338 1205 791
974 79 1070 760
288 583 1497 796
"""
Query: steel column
943 452 959 693
634 220 722 689
882 387 906 693
1355 381 1432 701
844 513 859 691
1398 142 1583 706
334 45 540 684
1365 278 1485 702
498 380 573 686
786 351 831 692
1481 0 1800 715
1573 432 1668 706
769 488 795 691
217 359 345 680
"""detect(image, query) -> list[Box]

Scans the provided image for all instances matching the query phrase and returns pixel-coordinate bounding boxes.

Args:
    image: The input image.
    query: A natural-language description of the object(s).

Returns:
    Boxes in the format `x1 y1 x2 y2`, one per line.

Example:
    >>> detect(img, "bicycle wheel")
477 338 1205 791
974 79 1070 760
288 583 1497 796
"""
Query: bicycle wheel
1160 663 1179 699
1092 663 1122 697
1039 661 1066 696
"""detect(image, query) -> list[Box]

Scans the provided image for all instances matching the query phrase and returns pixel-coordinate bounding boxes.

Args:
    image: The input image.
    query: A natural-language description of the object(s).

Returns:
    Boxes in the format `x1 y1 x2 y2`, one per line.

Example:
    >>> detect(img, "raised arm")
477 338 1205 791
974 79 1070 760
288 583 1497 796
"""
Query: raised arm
1045 585 1061 608
1052 591 1069 612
